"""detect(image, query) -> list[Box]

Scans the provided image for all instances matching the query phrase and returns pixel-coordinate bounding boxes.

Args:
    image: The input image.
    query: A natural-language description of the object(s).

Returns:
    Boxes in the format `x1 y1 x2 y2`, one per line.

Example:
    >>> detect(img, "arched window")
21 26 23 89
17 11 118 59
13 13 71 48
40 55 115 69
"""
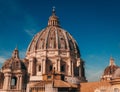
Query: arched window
11 77 17 86
49 65 53 72
38 65 41 72
114 88 120 92
61 64 65 72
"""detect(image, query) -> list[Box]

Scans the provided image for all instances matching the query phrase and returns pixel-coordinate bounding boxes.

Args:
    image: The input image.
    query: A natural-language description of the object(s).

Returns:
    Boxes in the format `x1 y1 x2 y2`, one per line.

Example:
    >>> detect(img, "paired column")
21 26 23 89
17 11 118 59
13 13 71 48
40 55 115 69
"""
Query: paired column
3 73 11 90
17 74 22 90
43 59 46 74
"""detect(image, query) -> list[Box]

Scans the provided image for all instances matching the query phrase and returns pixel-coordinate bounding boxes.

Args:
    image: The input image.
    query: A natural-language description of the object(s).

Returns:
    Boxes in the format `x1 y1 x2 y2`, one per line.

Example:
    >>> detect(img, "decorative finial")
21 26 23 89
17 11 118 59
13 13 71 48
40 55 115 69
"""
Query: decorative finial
109 56 115 66
12 46 19 59
15 45 18 50
52 6 56 15
48 7 60 27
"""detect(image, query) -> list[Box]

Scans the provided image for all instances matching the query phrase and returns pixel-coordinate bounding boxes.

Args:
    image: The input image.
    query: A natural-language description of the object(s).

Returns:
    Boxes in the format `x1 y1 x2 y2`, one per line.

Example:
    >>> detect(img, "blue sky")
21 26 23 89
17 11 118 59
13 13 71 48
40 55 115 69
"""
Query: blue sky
0 0 120 81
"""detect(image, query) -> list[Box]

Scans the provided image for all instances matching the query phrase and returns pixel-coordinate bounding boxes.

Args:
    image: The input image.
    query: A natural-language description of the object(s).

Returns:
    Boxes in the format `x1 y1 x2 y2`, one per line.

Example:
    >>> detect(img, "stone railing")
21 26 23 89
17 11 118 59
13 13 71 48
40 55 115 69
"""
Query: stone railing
0 89 26 92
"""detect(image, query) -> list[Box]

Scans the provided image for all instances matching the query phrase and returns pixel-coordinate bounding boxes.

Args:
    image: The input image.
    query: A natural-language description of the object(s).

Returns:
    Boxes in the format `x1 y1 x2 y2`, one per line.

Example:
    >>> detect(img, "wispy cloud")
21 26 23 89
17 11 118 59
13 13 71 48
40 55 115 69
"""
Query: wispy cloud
25 29 36 37
86 68 103 81
19 49 26 59
0 56 6 63
24 14 39 37
84 54 109 81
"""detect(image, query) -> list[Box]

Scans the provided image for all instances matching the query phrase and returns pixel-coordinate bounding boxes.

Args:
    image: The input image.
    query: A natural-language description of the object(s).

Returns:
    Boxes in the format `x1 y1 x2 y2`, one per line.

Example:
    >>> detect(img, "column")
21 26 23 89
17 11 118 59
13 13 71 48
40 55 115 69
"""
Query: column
3 73 10 90
68 61 72 76
19 75 22 90
8 75 11 90
17 75 20 89
43 59 46 74
72 61 74 77
57 59 60 72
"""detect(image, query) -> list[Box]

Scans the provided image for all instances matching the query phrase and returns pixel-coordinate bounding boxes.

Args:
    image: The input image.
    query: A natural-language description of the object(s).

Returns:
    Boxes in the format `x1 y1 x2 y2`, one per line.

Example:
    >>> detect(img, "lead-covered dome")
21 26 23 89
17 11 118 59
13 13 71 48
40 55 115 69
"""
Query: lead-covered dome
26 8 80 58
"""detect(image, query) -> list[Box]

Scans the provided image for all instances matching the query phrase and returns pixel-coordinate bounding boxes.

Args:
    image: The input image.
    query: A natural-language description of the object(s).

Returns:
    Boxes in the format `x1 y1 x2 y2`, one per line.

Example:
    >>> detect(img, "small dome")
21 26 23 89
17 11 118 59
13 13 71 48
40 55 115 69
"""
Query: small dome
103 65 119 75
113 68 120 78
2 48 26 70
101 57 119 80
103 57 119 75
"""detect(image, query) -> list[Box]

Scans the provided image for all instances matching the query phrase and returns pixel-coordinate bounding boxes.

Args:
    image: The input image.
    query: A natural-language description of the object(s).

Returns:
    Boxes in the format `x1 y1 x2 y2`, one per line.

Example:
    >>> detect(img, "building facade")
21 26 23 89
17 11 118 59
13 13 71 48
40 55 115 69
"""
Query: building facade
0 8 86 92
80 57 120 92
0 8 120 92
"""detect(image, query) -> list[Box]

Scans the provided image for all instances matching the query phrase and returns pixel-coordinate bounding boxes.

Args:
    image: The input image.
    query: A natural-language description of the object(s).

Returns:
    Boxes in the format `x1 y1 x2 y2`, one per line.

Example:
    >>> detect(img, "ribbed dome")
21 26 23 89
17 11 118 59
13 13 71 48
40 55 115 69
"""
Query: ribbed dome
26 8 80 58
113 68 120 78
104 65 119 75
103 57 119 75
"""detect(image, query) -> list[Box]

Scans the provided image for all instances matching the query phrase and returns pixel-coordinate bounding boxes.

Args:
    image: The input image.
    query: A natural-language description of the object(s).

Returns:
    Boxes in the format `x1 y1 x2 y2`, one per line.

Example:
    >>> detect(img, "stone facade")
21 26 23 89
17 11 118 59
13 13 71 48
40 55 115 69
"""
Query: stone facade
0 8 86 92
0 48 27 92
80 58 120 92
0 8 120 92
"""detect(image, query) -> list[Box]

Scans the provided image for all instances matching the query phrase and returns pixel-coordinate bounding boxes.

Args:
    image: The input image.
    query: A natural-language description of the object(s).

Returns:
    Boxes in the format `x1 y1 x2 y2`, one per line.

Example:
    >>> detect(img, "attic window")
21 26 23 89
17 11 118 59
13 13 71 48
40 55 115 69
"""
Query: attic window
47 75 51 79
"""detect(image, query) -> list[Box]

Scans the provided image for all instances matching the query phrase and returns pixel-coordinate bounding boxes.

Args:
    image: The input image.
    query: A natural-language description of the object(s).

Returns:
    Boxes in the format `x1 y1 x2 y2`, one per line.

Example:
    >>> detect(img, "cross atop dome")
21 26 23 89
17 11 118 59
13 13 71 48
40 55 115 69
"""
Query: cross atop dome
52 6 56 15
48 7 60 27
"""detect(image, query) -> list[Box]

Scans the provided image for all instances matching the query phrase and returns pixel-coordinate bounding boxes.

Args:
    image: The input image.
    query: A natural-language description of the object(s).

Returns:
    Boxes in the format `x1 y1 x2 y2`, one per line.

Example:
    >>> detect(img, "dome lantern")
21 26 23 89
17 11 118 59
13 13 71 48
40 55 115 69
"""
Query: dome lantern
48 7 60 27
109 57 115 66
12 47 19 59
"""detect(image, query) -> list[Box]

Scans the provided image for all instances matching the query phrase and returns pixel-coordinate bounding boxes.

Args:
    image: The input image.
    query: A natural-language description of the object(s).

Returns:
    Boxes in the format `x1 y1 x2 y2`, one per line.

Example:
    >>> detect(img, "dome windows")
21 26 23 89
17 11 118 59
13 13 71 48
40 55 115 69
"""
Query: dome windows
38 65 41 72
49 65 53 72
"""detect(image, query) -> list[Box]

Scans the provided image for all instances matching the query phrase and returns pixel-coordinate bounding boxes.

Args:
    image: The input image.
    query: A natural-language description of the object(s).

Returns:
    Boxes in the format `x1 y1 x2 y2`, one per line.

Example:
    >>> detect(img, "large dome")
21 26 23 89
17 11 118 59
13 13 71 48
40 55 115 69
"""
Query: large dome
25 8 86 84
26 8 80 58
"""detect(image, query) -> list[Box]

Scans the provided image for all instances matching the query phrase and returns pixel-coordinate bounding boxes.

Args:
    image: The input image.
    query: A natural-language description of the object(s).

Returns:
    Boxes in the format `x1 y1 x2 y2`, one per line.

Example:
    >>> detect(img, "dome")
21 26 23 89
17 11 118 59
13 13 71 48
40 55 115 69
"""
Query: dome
101 57 119 80
25 7 86 84
113 68 120 78
104 65 119 75
2 48 26 70
103 57 119 75
26 8 80 58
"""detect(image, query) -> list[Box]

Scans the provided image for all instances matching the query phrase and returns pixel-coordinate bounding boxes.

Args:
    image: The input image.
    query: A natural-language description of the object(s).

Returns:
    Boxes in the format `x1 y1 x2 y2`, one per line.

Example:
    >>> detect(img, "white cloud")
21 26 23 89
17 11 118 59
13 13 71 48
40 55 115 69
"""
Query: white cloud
0 56 6 63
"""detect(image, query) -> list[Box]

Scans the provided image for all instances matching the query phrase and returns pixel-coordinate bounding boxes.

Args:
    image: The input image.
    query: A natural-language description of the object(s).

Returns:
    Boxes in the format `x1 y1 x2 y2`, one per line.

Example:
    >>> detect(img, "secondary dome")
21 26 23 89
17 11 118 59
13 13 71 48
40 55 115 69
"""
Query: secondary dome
26 8 80 58
101 57 119 80
113 68 120 78
2 48 26 70
103 57 119 75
